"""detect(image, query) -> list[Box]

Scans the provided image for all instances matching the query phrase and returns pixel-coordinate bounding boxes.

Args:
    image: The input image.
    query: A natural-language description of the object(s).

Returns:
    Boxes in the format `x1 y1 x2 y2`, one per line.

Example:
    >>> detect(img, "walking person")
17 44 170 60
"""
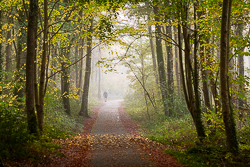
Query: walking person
103 91 108 102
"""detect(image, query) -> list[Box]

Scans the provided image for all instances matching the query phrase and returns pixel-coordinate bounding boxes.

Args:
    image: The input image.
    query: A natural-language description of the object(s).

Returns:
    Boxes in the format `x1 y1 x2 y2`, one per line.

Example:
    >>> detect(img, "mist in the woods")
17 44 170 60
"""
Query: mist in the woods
89 44 130 100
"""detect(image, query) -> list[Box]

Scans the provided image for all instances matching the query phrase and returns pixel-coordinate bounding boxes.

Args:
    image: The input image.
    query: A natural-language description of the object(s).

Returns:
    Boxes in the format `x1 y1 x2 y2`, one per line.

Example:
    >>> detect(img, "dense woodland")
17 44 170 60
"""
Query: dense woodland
0 0 250 166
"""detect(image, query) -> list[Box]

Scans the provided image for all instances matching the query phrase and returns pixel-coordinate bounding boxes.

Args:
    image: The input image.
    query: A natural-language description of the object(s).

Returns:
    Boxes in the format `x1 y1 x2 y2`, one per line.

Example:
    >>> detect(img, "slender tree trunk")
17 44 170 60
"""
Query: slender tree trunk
51 45 57 84
236 20 245 124
14 10 26 105
36 0 48 132
178 24 188 107
61 47 71 115
141 52 150 120
198 10 211 118
220 0 238 154
98 46 101 100
148 16 158 85
154 6 168 116
0 10 3 95
200 40 211 109
26 0 38 134
193 5 201 125
75 43 79 88
79 18 93 117
174 26 180 91
5 19 12 81
207 37 220 113
182 5 206 141
166 23 174 116
77 38 84 95
200 38 212 127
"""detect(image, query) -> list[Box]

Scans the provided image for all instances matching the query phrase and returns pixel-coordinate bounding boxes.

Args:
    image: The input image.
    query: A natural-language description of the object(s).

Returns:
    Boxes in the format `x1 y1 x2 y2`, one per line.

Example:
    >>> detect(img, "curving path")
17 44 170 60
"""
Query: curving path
89 100 155 167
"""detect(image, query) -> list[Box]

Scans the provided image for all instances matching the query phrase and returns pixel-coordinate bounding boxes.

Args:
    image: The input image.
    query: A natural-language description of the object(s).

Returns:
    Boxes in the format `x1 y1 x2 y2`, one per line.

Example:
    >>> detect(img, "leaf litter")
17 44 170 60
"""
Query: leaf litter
6 102 182 166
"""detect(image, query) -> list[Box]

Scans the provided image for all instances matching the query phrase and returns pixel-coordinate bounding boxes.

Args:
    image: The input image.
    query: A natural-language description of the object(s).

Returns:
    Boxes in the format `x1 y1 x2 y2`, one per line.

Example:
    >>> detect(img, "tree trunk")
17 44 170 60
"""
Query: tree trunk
0 10 3 95
220 0 238 154
14 10 26 106
79 18 93 117
198 9 211 117
61 47 71 115
36 0 48 132
154 6 168 116
26 0 38 135
77 38 84 95
165 23 173 116
200 38 212 127
207 37 220 113
181 5 206 141
5 19 12 81
140 51 150 120
75 43 79 88
98 46 101 100
236 20 245 124
148 16 158 85
174 25 180 91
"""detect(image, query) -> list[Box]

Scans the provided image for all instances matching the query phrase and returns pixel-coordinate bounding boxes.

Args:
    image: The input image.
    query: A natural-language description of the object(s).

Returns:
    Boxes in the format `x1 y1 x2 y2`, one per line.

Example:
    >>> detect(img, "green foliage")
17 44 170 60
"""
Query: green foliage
43 86 84 139
165 146 227 167
144 115 197 147
0 104 32 159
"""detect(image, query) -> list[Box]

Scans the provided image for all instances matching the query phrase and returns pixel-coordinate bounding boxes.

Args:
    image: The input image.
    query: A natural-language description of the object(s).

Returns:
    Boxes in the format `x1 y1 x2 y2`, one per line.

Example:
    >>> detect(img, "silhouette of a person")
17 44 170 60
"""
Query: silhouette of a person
103 91 108 102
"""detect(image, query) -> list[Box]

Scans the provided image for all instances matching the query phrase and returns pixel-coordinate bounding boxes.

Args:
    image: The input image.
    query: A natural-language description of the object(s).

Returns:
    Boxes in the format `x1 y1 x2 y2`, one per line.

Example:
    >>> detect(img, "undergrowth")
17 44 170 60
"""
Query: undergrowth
124 93 250 167
0 85 98 165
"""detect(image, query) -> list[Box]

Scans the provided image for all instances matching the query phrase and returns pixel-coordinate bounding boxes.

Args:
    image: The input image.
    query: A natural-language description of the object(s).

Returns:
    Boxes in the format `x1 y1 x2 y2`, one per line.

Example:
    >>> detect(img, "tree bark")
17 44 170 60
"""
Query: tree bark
165 23 173 116
141 51 150 120
26 0 38 134
236 19 245 124
14 10 26 106
75 43 79 88
148 16 158 85
220 0 238 154
174 25 180 91
36 0 48 132
181 5 206 141
0 9 3 95
98 46 101 100
77 37 84 95
61 47 71 115
5 18 12 81
154 6 169 116
79 18 93 117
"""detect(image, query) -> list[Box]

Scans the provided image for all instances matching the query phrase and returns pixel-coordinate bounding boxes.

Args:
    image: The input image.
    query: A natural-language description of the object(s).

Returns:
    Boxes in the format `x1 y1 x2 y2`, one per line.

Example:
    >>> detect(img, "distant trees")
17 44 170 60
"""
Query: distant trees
123 0 249 153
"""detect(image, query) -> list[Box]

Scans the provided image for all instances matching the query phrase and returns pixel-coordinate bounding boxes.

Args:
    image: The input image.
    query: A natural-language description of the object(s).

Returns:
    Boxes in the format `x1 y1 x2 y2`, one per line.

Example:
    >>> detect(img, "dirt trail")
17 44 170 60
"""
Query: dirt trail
89 100 154 167
35 100 182 167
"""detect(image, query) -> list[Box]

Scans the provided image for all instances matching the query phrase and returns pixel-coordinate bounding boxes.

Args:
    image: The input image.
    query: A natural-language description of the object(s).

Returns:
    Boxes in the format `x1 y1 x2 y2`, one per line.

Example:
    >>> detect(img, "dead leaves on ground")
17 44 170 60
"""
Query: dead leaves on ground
118 103 183 167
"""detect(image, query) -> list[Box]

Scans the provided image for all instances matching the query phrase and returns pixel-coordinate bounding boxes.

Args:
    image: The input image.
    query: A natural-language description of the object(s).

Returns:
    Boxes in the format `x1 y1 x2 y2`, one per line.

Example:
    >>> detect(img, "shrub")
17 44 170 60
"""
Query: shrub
0 104 32 159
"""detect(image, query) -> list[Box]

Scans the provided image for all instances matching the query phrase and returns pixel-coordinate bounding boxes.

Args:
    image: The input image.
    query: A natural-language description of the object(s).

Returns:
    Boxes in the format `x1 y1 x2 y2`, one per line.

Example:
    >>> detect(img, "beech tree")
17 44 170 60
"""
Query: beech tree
154 5 169 116
220 0 239 154
79 18 93 117
26 0 39 134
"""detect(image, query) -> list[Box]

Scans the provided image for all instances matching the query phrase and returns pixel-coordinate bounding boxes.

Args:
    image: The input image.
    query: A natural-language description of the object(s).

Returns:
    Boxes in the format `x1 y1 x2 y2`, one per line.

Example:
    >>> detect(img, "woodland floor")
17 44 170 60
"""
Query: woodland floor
7 100 183 167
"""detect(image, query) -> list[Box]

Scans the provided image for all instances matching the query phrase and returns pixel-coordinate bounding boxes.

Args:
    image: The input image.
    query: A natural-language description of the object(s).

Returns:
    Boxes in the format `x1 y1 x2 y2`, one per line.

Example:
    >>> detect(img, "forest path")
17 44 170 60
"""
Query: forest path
87 100 182 167
89 100 155 167
41 101 182 167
